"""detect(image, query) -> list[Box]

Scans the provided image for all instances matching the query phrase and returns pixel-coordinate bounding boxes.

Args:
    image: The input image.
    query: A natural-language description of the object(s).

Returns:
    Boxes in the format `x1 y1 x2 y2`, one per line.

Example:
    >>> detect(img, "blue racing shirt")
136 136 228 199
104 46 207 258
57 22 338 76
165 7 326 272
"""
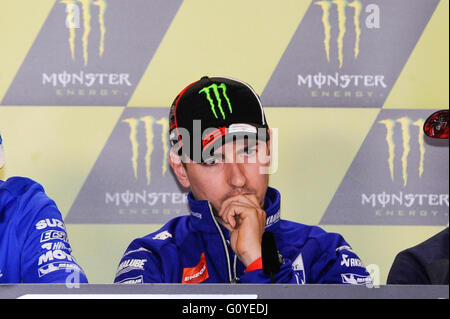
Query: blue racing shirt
0 177 88 283
114 187 371 284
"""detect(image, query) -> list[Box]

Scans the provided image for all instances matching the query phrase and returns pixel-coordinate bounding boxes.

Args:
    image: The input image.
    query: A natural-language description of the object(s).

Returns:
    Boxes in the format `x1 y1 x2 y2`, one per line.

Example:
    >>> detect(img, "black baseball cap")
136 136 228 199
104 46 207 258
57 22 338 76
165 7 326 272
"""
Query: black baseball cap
169 76 269 162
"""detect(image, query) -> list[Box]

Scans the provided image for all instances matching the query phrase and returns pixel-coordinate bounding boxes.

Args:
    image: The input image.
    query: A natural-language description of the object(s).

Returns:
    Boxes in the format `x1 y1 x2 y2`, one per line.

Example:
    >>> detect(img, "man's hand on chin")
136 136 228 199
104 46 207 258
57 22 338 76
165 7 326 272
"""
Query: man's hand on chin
217 194 266 267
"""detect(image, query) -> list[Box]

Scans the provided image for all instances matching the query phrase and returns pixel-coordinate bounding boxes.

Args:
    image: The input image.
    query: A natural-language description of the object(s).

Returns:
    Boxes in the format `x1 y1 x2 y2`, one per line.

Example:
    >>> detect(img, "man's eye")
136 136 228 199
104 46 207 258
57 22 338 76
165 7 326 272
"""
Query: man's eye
202 158 221 166
244 147 257 156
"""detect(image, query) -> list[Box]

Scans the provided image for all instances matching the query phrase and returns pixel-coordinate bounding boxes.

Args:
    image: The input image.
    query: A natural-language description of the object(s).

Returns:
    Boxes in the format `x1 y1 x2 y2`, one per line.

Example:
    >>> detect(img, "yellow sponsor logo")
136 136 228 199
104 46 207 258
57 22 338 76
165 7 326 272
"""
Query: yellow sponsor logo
315 0 361 68
122 116 169 186
60 0 107 66
378 117 425 187
315 0 380 68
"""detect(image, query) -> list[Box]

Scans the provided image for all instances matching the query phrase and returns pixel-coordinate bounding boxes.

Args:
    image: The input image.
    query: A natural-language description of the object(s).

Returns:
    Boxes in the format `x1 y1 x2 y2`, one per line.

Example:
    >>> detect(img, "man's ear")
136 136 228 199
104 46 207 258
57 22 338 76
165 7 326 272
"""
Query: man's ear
261 128 272 166
169 151 191 188
258 127 277 175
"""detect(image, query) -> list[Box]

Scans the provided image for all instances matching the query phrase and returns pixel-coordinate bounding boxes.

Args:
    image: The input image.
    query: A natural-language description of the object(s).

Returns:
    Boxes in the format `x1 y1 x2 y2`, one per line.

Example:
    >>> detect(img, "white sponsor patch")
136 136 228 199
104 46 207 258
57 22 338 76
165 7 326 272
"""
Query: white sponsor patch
228 123 257 134
341 273 372 285
152 230 172 240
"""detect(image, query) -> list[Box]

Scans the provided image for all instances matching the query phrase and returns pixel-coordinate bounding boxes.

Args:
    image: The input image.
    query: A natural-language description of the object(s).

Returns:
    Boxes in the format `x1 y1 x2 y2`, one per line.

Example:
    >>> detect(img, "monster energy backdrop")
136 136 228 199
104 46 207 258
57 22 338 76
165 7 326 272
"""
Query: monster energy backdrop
0 0 448 284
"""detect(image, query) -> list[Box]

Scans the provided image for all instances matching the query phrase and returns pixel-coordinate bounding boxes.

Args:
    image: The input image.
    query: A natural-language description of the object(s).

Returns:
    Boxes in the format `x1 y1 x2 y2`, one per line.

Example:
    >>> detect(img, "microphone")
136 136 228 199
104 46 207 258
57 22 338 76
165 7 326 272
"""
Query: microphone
262 231 281 282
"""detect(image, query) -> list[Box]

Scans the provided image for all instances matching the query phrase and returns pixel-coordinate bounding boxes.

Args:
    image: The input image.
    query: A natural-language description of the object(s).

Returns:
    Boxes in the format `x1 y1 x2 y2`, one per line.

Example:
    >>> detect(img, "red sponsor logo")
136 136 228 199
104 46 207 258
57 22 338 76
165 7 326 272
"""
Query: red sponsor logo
202 127 226 149
182 253 209 284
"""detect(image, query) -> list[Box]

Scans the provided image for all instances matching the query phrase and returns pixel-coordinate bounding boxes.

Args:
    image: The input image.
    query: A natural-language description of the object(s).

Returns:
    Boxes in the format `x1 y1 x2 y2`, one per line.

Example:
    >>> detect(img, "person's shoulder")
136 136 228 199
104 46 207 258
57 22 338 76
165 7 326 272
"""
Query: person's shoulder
278 219 341 241
0 176 45 198
416 227 449 250
278 220 352 253
126 215 191 253
0 176 51 217
0 176 64 231
397 227 449 263
387 230 449 284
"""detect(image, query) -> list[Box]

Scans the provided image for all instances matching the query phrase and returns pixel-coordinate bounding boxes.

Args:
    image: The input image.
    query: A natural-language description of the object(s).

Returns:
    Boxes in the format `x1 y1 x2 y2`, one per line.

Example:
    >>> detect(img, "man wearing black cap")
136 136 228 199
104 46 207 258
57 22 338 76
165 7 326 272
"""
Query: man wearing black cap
114 76 372 284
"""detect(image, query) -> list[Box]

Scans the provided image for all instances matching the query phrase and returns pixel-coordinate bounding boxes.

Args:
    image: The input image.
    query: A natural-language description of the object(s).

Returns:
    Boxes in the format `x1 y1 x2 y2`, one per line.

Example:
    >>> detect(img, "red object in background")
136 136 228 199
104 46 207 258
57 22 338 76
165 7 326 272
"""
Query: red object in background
423 110 449 139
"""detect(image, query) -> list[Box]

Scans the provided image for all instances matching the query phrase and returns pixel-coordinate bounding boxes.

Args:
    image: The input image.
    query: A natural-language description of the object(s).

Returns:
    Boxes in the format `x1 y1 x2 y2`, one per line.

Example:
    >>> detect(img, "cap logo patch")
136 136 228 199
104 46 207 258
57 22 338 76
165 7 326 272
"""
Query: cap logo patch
198 83 232 120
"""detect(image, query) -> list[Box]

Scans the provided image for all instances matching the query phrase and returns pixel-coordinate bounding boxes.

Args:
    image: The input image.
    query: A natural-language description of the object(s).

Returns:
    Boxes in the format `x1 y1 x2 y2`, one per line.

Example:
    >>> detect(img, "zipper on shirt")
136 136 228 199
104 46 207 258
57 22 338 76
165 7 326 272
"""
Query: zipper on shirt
226 240 240 283
226 242 240 283
233 254 239 283
208 202 233 283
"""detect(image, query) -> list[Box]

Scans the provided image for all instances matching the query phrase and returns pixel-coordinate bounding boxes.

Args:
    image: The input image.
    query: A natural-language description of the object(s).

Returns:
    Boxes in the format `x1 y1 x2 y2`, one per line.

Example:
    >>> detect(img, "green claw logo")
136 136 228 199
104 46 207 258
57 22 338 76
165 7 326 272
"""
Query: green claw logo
198 83 233 120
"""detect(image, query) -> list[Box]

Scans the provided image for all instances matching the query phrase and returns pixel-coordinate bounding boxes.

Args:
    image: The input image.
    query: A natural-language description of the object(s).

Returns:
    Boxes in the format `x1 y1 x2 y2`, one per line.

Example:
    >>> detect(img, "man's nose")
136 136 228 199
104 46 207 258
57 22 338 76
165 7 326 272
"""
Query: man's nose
226 161 246 188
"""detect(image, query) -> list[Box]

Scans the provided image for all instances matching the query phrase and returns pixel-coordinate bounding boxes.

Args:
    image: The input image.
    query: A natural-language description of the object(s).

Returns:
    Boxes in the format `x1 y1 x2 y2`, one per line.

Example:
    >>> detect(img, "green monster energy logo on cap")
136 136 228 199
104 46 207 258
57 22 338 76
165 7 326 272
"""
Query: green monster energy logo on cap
198 83 233 120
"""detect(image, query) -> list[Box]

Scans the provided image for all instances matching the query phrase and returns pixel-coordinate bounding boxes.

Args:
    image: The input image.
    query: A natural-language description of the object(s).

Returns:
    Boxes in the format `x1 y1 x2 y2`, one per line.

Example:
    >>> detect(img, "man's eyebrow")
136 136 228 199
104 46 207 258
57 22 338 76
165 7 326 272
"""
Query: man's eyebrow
208 140 259 159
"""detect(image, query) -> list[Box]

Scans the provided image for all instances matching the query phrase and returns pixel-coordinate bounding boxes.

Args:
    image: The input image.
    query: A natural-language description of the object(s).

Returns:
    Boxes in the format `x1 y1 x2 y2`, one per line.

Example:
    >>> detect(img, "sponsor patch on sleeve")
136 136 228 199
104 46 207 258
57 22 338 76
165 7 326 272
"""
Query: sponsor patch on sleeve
341 273 372 285
182 253 209 284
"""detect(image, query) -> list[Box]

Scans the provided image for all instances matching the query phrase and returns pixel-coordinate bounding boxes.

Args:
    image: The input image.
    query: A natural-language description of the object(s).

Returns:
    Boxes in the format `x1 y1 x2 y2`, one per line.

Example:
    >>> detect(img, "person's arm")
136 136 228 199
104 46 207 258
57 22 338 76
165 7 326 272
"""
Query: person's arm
239 255 307 284
114 241 165 283
218 194 305 284
239 238 373 284
19 183 88 283
308 235 372 285
241 229 373 284
217 194 265 268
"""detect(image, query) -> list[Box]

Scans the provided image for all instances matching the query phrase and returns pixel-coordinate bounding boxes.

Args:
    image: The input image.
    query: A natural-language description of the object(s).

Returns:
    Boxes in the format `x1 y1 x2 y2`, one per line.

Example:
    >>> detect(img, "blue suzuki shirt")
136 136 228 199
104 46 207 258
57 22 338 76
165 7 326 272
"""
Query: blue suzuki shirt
0 177 88 283
114 187 372 284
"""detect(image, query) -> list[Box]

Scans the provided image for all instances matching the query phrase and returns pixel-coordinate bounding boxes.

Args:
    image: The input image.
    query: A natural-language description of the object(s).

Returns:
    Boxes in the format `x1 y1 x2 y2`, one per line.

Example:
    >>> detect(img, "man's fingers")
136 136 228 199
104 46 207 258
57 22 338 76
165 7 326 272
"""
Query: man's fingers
221 201 250 229
219 194 260 217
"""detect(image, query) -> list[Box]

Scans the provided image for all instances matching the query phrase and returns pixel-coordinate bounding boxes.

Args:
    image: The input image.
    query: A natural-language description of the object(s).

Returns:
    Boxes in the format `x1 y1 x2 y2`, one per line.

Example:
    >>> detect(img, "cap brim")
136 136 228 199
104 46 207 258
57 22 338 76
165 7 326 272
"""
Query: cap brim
201 123 269 162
